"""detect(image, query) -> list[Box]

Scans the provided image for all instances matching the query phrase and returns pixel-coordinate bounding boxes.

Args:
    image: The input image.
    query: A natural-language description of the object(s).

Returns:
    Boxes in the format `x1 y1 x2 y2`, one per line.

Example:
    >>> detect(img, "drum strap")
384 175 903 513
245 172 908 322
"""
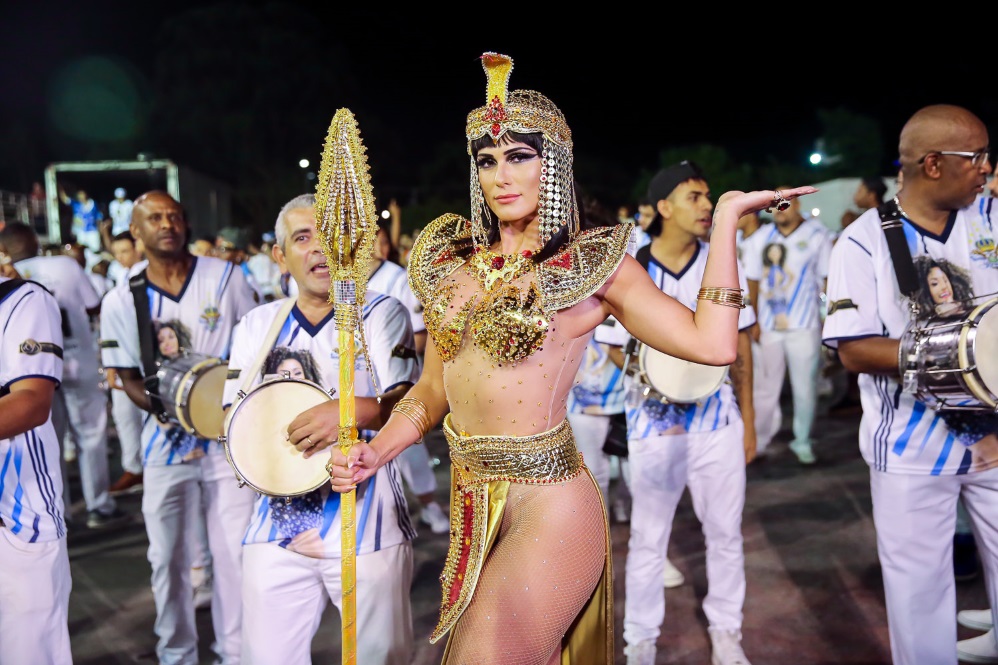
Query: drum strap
239 296 297 394
877 199 921 300
129 269 167 420
0 278 25 302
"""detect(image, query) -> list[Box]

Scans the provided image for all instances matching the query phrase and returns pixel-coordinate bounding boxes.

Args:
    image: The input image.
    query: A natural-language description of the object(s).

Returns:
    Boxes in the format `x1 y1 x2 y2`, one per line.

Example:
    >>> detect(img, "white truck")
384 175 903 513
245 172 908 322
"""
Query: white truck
42 158 233 246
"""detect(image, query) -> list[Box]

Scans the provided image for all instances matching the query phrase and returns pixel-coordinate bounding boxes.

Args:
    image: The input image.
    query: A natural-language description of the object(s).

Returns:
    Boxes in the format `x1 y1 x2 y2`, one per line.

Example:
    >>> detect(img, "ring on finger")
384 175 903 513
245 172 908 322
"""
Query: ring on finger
772 189 791 212
306 436 313 446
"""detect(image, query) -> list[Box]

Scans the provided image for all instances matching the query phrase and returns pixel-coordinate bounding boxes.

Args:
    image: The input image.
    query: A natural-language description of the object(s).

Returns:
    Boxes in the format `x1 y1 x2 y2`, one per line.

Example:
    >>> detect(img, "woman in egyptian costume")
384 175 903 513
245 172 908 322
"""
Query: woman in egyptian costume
324 52 816 664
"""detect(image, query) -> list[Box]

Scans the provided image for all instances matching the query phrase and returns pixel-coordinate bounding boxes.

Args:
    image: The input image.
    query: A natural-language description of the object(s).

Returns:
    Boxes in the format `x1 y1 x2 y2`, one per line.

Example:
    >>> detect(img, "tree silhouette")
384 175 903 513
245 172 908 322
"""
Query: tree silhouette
149 2 358 236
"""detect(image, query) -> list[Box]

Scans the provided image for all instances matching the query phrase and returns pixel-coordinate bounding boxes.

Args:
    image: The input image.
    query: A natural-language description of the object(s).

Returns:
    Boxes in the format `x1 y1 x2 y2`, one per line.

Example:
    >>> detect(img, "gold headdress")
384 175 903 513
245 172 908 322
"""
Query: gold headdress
465 52 578 249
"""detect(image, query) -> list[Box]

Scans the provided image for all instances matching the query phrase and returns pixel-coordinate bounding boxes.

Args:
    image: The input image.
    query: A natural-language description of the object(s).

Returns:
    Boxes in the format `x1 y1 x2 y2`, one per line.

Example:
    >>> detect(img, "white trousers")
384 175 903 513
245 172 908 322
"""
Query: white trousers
870 466 998 665
752 328 822 453
142 455 256 665
568 411 614 499
110 388 144 475
623 420 747 645
51 373 115 514
241 541 414 665
395 442 437 497
0 529 72 665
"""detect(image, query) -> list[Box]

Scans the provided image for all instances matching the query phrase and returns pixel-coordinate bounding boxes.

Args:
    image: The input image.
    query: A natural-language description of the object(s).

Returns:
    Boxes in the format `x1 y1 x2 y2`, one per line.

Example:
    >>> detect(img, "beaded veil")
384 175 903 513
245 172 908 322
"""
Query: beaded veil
466 52 578 249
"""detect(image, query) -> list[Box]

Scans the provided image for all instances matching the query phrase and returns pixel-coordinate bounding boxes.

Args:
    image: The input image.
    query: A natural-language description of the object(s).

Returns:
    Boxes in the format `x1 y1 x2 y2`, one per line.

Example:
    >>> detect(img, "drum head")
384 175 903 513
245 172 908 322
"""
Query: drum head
639 344 727 403
186 363 229 440
224 378 332 496
961 299 998 408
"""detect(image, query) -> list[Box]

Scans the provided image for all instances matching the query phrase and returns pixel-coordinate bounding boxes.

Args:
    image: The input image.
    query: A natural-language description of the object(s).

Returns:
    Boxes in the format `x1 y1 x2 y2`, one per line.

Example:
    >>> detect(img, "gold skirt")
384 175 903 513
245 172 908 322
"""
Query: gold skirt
433 414 614 664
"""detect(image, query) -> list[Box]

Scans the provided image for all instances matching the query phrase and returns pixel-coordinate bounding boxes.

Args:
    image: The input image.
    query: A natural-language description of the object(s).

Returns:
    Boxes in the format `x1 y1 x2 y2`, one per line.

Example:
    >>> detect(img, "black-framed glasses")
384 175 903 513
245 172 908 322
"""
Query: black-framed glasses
918 148 990 168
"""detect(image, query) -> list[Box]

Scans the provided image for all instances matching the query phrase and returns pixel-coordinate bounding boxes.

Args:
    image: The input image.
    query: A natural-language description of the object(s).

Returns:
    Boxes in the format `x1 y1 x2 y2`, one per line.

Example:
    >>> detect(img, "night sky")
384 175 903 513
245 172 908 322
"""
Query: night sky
5 4 995 200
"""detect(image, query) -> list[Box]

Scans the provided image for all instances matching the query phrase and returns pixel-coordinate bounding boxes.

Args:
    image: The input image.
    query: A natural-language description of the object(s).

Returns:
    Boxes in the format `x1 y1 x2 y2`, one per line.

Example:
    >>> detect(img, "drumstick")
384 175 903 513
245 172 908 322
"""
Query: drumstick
313 108 379 665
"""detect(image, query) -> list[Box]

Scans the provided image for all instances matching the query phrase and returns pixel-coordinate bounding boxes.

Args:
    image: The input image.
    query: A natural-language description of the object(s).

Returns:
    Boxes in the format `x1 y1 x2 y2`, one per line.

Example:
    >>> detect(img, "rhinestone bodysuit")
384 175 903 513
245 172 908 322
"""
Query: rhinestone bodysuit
409 213 633 439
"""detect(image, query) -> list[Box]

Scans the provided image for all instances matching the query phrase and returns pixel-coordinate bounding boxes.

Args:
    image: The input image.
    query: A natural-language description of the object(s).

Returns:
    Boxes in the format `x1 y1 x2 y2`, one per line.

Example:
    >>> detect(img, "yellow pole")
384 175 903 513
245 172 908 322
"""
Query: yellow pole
336 301 358 665
312 108 378 665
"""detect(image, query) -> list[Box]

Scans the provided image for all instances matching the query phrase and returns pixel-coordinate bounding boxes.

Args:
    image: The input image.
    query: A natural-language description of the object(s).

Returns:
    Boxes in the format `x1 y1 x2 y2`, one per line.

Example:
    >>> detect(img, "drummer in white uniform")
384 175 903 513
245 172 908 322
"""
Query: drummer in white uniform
822 104 998 665
223 193 419 664
1 221 121 529
0 272 72 665
621 161 757 665
99 191 259 664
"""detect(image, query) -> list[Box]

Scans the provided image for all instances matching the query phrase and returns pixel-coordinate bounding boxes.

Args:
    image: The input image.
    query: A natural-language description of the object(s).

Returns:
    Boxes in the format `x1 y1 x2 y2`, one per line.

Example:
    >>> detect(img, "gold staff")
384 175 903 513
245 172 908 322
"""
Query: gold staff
313 108 379 665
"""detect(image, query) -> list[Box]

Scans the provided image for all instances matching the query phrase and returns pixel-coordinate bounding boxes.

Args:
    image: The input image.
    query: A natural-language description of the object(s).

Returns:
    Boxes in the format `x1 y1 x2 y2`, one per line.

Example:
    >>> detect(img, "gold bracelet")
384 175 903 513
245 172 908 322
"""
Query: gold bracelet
392 397 432 441
697 287 746 309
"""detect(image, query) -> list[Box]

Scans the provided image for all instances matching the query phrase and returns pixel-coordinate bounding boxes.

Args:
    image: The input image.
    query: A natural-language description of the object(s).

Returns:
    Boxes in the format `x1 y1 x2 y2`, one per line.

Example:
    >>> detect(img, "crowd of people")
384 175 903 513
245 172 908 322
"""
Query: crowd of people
1 50 997 665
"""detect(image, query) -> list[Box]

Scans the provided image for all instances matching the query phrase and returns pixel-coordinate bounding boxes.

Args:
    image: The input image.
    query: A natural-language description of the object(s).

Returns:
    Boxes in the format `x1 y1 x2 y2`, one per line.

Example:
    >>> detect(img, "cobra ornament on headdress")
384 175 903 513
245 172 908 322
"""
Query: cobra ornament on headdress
466 52 578 249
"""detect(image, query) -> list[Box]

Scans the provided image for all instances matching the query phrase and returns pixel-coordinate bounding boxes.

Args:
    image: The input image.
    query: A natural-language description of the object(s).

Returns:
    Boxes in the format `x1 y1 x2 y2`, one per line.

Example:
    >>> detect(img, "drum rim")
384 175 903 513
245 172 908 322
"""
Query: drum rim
222 376 333 497
958 298 998 408
176 360 229 438
637 342 728 404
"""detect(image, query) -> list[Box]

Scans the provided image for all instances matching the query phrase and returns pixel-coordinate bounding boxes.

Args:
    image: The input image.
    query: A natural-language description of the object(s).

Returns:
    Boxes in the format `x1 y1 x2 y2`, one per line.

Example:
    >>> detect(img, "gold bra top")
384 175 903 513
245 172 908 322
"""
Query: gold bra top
408 214 632 365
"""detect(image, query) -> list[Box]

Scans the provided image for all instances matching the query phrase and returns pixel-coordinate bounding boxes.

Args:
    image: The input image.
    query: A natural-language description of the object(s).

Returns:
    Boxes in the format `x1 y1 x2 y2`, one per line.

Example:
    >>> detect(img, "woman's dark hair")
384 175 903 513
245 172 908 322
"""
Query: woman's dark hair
262 346 322 383
912 255 974 316
762 243 787 268
152 319 192 360
468 131 612 263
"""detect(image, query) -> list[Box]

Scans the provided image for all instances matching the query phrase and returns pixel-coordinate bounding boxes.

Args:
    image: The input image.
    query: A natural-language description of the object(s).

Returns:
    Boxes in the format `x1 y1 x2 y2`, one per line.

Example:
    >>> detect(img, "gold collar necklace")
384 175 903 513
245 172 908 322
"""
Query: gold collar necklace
470 245 537 291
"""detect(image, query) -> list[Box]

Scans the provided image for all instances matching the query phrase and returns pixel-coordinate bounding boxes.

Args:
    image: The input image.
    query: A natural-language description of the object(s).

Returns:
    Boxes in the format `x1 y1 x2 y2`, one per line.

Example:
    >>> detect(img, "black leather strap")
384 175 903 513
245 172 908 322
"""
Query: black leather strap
877 199 920 298
0 278 25 302
128 270 166 420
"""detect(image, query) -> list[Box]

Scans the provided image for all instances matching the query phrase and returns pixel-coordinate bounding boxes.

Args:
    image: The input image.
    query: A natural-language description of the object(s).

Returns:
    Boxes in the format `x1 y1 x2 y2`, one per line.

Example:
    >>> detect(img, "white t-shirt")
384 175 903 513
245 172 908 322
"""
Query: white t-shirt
109 198 134 236
567 328 628 417
14 255 101 382
223 291 419 558
742 218 832 331
99 256 259 470
367 259 425 334
0 278 67 542
823 196 998 475
625 241 756 439
246 253 281 300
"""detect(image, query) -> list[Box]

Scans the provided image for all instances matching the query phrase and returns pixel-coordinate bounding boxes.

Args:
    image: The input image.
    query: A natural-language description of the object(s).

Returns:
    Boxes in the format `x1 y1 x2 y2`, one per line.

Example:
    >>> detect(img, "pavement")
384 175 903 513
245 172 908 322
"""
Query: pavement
65 377 991 664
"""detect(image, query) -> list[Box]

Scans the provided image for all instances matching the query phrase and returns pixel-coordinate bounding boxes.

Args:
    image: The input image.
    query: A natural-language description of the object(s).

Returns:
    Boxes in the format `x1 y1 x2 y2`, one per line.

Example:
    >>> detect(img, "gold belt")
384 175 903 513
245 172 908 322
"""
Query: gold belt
442 414 583 488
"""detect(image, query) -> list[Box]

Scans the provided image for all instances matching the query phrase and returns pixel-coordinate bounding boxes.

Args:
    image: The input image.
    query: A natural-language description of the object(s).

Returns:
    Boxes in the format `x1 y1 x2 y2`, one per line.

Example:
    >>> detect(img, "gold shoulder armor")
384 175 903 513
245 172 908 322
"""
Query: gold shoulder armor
407 213 474 307
537 222 633 312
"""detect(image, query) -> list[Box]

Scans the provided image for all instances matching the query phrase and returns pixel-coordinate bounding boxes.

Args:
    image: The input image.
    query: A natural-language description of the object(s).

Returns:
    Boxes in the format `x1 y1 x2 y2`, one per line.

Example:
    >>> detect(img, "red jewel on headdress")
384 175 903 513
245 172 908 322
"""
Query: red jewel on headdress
491 256 505 270
483 96 508 139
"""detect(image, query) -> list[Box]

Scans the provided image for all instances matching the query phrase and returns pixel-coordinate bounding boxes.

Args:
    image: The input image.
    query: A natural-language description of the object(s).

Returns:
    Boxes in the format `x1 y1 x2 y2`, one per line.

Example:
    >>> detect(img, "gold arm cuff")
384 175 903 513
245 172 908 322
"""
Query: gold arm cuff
697 286 746 309
392 397 432 441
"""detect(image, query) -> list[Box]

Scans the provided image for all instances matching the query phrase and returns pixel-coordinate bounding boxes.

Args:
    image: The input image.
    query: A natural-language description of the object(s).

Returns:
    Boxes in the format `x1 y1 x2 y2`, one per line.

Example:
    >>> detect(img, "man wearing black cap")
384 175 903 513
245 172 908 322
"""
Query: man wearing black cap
216 226 264 303
621 161 756 665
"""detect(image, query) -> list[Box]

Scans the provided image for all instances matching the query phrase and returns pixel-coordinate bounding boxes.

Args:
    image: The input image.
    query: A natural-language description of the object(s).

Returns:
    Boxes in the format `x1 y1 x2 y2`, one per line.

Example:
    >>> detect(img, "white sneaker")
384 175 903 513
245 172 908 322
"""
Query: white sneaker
624 639 656 665
420 501 450 535
710 628 752 665
960 609 995 632
663 557 685 588
789 440 816 465
958 628 998 663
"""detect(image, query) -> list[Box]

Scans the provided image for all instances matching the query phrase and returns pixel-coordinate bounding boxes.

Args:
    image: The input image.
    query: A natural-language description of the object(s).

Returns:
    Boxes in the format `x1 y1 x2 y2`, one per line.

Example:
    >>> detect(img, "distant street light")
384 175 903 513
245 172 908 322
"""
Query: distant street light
299 159 314 191
809 138 841 167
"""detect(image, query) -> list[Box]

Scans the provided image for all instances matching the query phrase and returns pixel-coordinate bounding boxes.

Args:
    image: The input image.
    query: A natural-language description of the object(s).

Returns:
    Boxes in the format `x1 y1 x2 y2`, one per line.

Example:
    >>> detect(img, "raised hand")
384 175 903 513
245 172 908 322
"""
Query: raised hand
714 186 819 223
